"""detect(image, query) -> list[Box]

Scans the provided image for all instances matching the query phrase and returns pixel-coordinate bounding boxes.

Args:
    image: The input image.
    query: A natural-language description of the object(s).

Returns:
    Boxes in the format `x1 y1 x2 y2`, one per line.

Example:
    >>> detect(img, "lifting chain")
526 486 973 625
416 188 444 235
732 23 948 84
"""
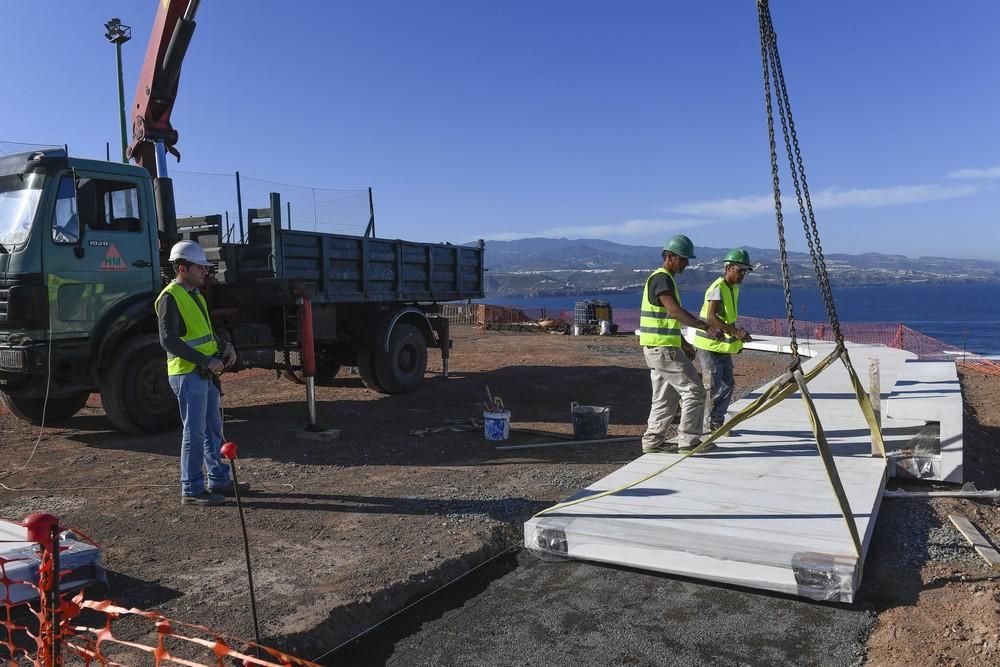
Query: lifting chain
534 3 888 564
756 0 842 349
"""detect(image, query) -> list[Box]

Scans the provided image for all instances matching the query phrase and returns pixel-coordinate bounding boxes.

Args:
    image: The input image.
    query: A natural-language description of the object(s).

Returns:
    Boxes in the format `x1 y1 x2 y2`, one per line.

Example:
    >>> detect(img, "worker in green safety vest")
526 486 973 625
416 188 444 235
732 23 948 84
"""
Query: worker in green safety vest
691 248 754 433
155 241 242 507
639 235 723 455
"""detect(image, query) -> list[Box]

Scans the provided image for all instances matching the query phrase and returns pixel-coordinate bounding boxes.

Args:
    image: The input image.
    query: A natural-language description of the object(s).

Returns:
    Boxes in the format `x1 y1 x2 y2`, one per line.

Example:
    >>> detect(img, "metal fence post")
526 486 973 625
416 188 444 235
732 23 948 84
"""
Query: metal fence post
25 513 61 667
235 171 245 243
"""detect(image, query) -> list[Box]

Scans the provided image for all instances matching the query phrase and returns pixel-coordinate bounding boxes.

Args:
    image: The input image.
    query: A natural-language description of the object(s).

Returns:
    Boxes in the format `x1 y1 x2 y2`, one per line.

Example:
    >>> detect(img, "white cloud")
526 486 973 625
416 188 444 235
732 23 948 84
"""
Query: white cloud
471 173 988 244
948 166 1000 180
475 217 712 243
667 194 774 218
668 183 980 219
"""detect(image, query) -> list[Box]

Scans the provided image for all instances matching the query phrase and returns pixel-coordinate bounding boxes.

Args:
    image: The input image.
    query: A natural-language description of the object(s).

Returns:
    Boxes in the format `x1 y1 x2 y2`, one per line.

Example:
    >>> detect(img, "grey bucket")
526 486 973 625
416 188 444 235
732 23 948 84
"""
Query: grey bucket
571 402 609 440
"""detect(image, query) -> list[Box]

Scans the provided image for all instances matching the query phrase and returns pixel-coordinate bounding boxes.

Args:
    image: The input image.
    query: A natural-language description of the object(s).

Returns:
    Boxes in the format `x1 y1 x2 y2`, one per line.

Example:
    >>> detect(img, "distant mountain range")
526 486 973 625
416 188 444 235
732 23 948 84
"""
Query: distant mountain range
480 238 1000 297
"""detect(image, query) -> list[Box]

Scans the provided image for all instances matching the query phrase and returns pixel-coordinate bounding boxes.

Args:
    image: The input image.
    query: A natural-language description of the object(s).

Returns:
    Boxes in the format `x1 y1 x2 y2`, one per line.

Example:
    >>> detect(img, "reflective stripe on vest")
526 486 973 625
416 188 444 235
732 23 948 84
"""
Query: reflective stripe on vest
638 268 683 347
693 276 743 354
154 282 219 376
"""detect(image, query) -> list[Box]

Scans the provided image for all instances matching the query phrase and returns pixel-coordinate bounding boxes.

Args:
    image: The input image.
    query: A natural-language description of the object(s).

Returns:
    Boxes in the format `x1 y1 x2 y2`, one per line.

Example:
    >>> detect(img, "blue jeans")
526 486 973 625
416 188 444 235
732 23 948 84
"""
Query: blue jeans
168 372 230 496
697 349 736 427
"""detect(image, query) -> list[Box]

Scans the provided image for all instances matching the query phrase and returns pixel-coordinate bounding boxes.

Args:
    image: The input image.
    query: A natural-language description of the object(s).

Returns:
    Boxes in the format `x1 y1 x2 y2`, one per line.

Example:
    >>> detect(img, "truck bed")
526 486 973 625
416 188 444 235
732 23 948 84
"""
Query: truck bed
220 225 484 304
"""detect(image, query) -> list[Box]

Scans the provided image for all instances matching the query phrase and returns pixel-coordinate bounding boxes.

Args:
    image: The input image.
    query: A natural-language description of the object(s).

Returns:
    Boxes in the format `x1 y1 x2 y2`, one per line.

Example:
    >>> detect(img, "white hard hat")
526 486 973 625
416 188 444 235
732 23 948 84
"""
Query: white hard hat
168 240 210 266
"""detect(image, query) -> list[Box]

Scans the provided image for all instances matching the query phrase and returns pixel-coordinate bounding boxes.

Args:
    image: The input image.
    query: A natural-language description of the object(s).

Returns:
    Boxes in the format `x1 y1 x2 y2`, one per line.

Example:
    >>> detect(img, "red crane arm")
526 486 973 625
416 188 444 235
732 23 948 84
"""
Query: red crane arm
127 0 200 175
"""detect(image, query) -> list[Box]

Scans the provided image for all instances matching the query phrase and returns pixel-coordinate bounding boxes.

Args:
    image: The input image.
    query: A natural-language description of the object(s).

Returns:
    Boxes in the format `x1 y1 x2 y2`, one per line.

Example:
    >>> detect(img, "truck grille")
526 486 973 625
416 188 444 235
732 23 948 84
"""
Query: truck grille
0 348 26 371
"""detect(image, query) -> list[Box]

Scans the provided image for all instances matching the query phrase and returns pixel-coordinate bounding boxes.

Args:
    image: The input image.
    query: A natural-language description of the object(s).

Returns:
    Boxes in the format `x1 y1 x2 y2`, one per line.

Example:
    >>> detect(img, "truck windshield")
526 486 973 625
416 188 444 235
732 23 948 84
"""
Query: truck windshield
0 172 44 249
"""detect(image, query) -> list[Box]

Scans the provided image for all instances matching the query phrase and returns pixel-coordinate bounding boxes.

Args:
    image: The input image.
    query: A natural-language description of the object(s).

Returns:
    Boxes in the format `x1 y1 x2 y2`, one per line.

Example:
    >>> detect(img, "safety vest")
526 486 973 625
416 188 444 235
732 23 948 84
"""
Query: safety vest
154 282 219 376
692 276 743 354
638 268 683 347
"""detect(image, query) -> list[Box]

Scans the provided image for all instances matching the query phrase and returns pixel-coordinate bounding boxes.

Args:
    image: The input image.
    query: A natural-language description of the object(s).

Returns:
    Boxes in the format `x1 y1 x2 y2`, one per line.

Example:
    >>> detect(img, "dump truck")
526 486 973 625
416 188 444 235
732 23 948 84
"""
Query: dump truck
0 150 484 433
0 0 484 433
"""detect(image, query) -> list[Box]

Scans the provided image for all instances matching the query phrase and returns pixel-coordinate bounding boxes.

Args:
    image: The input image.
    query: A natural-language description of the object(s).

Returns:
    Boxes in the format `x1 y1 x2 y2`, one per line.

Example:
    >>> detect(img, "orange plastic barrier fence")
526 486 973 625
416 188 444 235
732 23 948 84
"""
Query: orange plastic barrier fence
1 514 320 667
737 316 1000 376
470 305 1000 376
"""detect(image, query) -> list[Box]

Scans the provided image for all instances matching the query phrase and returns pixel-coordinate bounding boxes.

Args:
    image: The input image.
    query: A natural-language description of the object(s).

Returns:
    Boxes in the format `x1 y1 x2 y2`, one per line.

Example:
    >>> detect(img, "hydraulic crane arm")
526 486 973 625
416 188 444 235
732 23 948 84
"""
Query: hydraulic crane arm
127 0 200 175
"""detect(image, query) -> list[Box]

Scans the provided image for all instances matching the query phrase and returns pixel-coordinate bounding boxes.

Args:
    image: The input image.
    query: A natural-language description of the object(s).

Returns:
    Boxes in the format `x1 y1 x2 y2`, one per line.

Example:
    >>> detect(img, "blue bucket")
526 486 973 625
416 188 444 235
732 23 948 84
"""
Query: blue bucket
483 410 511 441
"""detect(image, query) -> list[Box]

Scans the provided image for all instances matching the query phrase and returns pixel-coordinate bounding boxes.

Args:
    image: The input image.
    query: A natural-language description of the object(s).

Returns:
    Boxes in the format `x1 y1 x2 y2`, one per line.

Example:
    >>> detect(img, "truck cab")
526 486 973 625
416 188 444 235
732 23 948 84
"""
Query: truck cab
0 149 169 429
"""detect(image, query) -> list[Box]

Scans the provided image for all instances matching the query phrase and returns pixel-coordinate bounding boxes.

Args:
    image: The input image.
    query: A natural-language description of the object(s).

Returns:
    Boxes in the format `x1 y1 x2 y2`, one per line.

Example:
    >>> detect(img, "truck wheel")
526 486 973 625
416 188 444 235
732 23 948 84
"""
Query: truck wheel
0 391 91 424
357 351 386 393
100 334 179 434
375 323 427 394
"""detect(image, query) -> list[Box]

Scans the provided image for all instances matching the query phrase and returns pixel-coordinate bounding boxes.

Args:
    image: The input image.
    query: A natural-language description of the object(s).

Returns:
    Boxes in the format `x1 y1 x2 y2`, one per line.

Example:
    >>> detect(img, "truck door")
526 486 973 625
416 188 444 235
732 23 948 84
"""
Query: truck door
43 172 158 339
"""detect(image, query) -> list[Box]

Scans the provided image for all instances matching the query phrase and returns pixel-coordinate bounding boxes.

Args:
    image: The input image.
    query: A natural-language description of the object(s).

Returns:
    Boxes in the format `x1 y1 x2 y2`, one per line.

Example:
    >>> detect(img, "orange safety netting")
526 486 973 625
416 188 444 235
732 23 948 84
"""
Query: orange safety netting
467 304 1000 376
736 316 1000 376
1 517 320 667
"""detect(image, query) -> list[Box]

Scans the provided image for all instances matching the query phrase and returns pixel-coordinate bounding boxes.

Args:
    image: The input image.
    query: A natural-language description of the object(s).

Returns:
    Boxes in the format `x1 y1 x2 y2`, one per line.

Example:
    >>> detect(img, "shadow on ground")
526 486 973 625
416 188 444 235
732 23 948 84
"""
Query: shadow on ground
61 364 652 468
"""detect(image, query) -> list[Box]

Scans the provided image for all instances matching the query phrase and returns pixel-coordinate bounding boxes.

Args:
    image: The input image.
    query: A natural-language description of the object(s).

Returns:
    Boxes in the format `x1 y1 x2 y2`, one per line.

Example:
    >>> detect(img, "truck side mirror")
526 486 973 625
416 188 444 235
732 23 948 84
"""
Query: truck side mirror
73 176 97 258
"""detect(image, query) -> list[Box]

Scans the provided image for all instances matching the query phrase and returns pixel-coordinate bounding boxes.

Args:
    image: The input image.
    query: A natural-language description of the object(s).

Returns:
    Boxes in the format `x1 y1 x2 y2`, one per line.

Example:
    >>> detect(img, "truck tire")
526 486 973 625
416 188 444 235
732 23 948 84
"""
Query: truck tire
0 390 91 424
357 351 386 393
100 334 179 434
374 323 427 394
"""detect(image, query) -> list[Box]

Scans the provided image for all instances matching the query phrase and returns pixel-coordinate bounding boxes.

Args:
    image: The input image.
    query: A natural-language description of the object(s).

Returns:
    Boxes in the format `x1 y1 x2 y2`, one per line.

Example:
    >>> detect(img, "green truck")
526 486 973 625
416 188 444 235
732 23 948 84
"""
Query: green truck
0 148 484 433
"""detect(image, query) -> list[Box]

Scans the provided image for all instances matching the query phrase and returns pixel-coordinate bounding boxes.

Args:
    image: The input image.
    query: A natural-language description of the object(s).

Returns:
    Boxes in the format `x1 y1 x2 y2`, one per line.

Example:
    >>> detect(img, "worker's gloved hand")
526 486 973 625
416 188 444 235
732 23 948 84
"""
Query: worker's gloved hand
708 326 725 341
207 357 225 373
736 328 752 343
222 342 238 368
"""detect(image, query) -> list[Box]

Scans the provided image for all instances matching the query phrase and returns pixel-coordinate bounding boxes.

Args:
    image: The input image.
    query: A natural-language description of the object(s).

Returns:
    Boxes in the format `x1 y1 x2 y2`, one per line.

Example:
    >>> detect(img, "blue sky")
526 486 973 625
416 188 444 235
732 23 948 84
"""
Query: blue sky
2 1 997 259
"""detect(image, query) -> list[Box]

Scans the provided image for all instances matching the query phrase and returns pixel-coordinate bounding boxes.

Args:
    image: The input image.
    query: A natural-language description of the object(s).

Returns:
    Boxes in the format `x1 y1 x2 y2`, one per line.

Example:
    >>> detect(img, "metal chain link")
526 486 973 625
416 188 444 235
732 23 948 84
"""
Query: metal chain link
757 1 799 364
757 0 841 347
761 1 843 342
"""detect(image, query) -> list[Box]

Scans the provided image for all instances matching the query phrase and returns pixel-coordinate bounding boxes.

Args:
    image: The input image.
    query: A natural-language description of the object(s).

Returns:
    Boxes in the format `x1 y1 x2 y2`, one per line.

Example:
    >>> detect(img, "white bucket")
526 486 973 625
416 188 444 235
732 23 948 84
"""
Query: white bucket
483 410 511 441
598 320 611 336
572 325 583 336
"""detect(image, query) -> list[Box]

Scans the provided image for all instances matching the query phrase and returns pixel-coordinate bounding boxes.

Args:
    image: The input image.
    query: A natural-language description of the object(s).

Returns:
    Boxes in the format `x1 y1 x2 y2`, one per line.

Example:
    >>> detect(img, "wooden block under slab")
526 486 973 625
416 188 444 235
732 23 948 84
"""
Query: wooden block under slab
948 513 1000 568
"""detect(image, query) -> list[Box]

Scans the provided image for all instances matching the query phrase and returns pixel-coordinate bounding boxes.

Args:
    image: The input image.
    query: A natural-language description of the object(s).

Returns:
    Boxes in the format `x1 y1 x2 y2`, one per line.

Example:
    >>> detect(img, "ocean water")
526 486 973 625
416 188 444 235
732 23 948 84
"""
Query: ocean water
484 283 999 357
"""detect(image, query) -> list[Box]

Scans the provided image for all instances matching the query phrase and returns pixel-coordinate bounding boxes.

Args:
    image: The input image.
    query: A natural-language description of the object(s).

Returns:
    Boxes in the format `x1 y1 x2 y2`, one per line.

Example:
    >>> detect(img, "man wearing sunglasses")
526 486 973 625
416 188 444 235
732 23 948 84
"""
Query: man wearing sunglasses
692 248 754 433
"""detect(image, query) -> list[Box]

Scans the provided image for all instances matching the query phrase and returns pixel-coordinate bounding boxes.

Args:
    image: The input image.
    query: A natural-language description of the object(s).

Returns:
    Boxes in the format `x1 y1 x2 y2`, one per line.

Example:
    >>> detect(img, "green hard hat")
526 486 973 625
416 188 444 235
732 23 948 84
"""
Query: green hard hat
663 234 696 259
723 248 753 269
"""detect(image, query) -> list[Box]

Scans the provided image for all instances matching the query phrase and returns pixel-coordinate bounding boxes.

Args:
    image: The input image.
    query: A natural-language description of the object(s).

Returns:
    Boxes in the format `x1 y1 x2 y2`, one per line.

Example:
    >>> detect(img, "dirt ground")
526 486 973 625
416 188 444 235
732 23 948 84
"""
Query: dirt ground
1 327 998 665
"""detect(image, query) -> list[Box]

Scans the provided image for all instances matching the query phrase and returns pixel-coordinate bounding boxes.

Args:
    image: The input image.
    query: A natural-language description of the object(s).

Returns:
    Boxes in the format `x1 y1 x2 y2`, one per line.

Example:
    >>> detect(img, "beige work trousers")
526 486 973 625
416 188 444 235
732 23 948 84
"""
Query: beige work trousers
642 345 706 449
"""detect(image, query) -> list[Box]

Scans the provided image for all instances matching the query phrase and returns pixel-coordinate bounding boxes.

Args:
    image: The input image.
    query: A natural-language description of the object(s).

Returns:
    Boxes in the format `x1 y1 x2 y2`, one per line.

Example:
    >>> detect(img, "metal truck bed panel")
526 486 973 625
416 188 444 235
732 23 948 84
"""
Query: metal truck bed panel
229 228 484 303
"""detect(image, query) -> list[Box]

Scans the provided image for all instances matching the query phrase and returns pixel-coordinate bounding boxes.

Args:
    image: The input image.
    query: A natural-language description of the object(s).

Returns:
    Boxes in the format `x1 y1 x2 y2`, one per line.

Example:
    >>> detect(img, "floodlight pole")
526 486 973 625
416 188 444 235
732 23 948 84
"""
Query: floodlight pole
105 18 132 164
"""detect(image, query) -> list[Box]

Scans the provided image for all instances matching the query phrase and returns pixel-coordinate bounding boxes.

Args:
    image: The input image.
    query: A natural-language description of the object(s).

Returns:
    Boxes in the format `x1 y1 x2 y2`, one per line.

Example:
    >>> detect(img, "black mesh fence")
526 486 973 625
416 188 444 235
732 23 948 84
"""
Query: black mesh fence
3 138 373 242
0 140 62 157
171 171 372 242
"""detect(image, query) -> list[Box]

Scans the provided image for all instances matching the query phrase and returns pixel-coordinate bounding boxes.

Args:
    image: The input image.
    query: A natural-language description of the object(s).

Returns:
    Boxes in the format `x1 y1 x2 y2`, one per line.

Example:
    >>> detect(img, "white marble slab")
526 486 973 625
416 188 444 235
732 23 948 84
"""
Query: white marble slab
526 339 922 602
0 518 105 603
884 360 963 483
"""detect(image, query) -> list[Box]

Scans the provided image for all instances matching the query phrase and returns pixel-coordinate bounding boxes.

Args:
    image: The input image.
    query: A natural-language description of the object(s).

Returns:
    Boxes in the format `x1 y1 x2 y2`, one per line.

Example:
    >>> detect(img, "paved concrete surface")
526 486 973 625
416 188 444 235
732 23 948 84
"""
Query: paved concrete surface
327 550 873 667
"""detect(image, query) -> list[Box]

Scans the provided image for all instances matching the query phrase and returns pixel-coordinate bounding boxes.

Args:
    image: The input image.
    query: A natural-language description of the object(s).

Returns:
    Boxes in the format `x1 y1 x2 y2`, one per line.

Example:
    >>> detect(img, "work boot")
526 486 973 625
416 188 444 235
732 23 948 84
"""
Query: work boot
642 441 678 454
208 481 251 496
678 440 717 454
181 491 225 507
708 422 740 437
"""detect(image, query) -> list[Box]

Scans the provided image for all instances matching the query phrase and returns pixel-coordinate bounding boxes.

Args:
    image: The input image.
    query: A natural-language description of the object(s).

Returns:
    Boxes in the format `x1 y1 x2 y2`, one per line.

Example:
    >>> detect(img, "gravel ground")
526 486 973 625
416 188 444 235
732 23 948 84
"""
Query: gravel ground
331 551 875 667
1 331 997 666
